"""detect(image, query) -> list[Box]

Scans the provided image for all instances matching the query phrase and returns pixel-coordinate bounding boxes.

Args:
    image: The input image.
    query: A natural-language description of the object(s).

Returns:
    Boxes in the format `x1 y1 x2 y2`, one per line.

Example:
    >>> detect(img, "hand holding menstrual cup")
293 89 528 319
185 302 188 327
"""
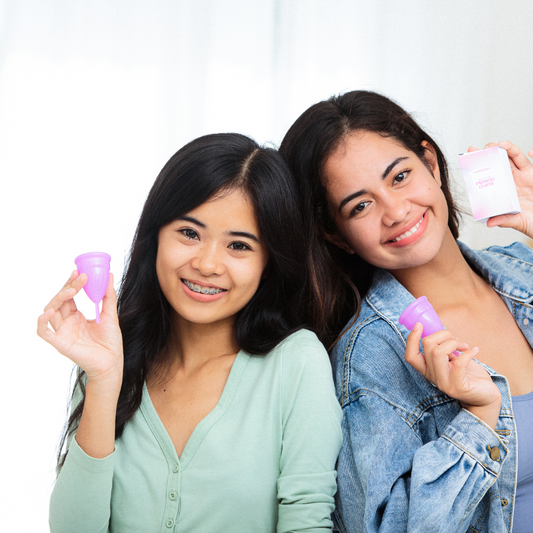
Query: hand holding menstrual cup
74 252 111 324
399 296 460 357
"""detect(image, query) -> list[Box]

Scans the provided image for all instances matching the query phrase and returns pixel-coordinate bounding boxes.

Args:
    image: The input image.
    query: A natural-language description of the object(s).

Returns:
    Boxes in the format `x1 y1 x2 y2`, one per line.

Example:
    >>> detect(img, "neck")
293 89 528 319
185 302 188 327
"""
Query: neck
389 229 486 309
168 315 239 369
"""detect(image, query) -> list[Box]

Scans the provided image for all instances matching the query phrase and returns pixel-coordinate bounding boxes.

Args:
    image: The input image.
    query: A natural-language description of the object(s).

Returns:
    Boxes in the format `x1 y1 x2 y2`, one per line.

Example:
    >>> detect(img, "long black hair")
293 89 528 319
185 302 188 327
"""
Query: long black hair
280 90 462 344
59 133 309 466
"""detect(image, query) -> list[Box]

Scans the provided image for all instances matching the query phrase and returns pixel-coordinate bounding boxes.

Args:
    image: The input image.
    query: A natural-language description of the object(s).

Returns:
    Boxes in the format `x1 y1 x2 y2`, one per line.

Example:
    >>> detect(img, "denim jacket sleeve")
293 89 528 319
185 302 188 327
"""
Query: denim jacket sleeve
333 320 508 533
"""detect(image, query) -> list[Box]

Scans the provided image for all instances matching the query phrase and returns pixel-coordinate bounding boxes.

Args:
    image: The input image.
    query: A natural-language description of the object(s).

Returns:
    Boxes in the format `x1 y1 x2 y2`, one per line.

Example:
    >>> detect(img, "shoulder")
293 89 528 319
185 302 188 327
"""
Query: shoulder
460 241 533 301
250 329 332 381
331 283 409 378
270 328 332 377
331 291 440 413
272 330 341 425
472 241 533 266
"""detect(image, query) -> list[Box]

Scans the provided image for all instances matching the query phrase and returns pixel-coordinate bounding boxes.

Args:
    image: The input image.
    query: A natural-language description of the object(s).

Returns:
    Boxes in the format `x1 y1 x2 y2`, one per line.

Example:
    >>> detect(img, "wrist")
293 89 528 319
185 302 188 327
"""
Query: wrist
461 390 502 429
85 370 123 400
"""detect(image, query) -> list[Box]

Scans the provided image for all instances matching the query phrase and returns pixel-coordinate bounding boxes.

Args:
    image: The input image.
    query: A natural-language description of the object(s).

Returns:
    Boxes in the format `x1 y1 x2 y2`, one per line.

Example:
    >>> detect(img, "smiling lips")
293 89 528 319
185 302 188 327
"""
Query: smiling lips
387 211 428 246
182 279 226 295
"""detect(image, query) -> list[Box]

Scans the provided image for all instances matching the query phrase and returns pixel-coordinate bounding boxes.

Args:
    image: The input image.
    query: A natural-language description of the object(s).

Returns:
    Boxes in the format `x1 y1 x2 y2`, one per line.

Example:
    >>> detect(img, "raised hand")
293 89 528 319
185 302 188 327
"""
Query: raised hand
405 324 501 428
468 141 533 239
37 270 124 387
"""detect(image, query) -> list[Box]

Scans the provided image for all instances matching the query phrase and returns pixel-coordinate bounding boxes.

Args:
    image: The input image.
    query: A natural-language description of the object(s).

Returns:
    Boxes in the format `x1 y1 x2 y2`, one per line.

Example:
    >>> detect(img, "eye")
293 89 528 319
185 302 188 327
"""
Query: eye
393 170 410 184
179 228 199 240
349 201 370 218
229 241 251 252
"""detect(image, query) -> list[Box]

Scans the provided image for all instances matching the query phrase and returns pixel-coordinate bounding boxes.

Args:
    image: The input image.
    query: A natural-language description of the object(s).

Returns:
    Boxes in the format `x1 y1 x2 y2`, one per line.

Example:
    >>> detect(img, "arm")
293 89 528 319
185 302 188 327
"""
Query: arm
468 141 533 239
405 324 501 429
336 395 506 533
49 381 116 533
335 329 506 533
37 271 123 532
277 332 343 533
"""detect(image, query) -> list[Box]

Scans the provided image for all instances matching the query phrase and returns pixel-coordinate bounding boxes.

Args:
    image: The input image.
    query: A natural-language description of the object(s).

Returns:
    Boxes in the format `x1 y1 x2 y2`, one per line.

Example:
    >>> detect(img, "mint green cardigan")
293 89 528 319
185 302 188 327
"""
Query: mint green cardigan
50 329 343 532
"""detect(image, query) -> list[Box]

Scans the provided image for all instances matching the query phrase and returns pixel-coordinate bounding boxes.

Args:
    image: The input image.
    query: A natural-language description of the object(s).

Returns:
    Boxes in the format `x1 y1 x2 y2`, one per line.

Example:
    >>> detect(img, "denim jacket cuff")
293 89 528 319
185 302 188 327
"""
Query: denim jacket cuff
441 408 507 476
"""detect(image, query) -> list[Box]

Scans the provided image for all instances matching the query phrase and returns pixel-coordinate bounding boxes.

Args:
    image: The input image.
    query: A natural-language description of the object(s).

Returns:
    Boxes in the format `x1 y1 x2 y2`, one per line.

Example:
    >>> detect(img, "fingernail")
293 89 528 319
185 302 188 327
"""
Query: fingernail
471 347 479 354
414 322 422 331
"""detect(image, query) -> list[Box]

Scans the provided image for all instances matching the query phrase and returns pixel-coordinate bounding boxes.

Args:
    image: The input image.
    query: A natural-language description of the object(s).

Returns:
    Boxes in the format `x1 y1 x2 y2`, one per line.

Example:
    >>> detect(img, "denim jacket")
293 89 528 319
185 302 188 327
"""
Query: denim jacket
332 242 533 533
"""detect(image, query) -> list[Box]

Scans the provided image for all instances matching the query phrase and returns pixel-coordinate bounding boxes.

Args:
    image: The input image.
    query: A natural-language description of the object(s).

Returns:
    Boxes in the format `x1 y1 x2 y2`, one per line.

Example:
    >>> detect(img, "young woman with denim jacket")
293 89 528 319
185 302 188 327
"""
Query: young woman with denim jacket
280 91 533 533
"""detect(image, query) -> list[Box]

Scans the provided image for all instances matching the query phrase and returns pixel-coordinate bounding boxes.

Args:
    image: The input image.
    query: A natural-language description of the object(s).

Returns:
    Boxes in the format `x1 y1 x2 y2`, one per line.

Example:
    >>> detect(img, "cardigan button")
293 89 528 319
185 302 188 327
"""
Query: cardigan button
173 464 180 473
169 491 178 501
166 518 174 528
489 446 500 461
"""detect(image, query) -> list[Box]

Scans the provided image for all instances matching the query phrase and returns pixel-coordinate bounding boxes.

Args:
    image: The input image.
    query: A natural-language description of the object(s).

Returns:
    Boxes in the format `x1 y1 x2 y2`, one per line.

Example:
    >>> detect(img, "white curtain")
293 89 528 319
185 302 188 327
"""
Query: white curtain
2 1 532 529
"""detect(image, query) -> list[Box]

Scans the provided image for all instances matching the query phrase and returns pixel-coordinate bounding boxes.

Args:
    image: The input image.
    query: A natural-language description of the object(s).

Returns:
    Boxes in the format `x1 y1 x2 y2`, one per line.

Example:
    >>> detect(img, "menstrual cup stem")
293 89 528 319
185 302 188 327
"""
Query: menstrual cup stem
95 301 101 324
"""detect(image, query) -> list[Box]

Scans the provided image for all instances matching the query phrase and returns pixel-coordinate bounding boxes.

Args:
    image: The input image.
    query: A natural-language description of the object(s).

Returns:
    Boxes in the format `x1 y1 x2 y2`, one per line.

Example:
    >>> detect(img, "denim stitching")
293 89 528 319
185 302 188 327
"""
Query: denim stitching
442 434 504 477
341 314 380 406
467 490 500 533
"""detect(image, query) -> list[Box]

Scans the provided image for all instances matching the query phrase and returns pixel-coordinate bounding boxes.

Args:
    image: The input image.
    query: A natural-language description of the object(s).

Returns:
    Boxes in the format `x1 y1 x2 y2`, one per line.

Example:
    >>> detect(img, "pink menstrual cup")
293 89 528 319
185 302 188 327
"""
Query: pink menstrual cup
74 252 111 324
399 296 460 356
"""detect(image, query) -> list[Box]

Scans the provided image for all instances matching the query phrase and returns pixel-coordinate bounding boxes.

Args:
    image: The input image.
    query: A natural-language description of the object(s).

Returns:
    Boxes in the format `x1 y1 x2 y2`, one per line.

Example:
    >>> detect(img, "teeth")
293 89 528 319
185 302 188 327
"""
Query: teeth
394 216 424 242
183 279 225 294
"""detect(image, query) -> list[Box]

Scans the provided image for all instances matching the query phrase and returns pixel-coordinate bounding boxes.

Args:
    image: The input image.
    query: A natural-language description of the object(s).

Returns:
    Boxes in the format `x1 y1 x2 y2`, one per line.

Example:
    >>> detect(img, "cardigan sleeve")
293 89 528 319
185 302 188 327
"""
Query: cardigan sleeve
276 330 343 532
49 372 115 533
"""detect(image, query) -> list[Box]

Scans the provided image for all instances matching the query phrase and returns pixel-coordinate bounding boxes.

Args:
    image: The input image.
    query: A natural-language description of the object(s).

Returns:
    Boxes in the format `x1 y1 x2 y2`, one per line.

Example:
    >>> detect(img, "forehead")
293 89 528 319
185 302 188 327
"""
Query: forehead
193 188 256 220
323 131 411 196
325 131 409 177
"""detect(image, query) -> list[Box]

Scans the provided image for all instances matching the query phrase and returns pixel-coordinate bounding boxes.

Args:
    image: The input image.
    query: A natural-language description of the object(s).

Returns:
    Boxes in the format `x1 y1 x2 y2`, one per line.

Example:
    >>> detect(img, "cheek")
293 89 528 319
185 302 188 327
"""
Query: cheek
341 220 377 253
236 259 267 293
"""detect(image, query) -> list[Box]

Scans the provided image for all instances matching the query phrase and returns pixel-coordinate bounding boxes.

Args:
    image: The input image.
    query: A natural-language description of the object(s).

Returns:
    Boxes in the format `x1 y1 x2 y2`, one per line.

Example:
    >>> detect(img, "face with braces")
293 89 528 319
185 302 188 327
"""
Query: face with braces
156 188 269 331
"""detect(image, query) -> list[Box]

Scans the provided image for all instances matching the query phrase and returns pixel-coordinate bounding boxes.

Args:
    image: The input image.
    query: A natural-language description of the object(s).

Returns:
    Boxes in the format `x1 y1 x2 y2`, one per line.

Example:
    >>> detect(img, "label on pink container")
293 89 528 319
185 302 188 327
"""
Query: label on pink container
459 146 521 223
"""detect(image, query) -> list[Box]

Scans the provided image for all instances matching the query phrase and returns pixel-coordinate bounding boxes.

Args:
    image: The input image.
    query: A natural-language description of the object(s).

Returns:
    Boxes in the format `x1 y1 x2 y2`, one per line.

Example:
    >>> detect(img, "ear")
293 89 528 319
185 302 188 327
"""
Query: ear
324 229 355 255
421 140 441 187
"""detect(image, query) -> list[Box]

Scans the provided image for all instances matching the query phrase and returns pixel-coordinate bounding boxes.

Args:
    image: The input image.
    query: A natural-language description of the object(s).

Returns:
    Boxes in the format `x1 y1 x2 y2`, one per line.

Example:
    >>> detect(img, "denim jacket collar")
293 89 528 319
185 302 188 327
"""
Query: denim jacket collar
364 240 533 385
367 241 533 320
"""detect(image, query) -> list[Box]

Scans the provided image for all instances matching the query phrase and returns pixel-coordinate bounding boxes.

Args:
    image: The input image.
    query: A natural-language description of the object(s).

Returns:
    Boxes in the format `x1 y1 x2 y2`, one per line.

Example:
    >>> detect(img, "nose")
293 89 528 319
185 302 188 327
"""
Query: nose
381 193 411 227
191 243 225 276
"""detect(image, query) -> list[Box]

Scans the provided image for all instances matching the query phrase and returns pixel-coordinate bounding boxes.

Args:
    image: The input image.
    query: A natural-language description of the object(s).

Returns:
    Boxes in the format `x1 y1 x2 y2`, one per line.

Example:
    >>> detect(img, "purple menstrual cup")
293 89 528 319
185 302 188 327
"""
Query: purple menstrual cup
74 252 111 324
399 296 460 356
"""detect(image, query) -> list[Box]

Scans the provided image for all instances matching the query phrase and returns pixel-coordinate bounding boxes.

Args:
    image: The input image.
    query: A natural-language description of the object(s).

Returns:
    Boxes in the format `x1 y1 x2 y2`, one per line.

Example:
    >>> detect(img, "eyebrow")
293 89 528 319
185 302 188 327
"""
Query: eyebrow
228 231 260 243
177 216 260 243
337 156 410 214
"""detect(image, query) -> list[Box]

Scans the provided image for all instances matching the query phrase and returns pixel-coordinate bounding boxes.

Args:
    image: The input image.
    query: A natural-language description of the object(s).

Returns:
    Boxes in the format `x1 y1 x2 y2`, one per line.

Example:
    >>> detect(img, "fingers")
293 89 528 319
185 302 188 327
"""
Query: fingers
497 140 532 172
486 213 515 229
420 330 468 385
467 143 497 153
44 271 87 331
449 347 479 376
101 273 119 322
483 142 498 150
37 308 57 344
404 323 425 374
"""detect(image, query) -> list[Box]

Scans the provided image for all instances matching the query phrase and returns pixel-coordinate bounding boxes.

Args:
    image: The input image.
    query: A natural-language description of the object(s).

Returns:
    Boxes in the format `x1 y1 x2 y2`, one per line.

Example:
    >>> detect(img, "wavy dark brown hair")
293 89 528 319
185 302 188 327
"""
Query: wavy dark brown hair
280 90 461 345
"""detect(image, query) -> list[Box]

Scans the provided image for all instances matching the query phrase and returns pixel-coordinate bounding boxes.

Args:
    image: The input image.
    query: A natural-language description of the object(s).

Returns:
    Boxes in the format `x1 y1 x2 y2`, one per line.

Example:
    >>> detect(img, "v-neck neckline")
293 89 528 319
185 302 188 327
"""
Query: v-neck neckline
140 350 249 469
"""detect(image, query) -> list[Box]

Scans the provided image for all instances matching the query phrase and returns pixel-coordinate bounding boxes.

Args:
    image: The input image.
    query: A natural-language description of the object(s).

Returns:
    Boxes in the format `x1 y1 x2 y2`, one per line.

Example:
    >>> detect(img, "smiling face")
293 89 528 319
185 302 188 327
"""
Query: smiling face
323 130 450 272
156 188 269 332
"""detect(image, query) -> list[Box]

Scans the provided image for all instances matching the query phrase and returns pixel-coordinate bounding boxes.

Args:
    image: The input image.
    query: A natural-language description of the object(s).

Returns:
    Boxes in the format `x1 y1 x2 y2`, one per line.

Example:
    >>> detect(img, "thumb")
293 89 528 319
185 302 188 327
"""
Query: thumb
101 273 118 321
404 322 426 374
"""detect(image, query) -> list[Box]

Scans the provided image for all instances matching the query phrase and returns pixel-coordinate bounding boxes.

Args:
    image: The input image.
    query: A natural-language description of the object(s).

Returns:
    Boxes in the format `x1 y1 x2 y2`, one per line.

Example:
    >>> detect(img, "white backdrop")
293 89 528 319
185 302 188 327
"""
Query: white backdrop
2 1 533 529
